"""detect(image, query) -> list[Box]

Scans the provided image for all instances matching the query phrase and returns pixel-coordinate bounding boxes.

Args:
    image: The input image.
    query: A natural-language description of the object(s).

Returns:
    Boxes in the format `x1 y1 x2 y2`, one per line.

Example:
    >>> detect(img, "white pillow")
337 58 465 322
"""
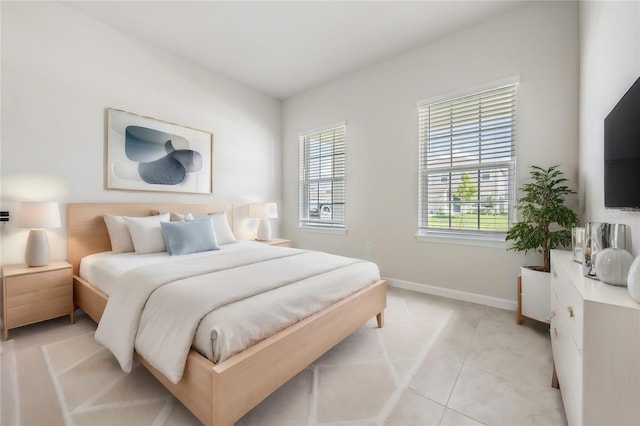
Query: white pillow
103 214 134 253
169 212 186 222
210 212 236 245
149 211 191 222
124 212 171 254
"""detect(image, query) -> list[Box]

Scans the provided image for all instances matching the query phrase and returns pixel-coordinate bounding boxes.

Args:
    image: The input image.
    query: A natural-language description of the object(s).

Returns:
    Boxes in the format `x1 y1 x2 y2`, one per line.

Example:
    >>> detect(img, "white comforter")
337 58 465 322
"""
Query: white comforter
95 244 380 384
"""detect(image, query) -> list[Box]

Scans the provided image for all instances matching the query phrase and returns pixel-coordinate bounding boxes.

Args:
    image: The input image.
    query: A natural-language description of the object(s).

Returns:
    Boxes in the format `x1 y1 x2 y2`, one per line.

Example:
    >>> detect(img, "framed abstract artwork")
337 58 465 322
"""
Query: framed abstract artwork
106 108 213 194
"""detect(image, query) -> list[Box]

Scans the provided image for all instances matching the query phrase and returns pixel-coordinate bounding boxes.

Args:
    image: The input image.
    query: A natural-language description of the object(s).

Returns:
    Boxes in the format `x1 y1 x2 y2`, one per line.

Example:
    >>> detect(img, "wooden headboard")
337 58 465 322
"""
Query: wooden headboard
67 203 233 275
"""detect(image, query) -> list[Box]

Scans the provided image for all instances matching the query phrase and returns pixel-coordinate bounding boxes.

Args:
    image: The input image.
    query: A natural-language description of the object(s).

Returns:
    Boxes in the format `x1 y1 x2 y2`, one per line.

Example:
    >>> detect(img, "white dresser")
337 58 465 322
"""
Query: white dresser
550 250 640 426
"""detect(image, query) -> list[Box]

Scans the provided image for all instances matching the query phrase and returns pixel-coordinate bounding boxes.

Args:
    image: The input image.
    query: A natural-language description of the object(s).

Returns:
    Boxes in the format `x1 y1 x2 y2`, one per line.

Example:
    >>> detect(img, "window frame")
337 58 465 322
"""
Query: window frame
416 77 519 243
298 122 347 232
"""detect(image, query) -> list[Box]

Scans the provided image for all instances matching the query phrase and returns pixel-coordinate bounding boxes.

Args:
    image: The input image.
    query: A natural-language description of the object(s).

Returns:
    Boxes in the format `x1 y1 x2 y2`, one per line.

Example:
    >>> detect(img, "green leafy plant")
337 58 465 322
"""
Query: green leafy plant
506 165 579 273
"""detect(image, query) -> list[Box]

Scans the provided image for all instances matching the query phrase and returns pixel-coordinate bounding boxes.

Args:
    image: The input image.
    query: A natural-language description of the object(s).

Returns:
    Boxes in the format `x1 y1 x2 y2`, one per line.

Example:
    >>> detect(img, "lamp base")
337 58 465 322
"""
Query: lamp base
25 229 51 267
256 218 272 241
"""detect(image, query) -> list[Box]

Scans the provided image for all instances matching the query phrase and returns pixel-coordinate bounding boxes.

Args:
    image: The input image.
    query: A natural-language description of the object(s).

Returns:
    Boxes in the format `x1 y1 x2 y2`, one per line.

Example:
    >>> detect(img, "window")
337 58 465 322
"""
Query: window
418 81 517 237
299 123 346 230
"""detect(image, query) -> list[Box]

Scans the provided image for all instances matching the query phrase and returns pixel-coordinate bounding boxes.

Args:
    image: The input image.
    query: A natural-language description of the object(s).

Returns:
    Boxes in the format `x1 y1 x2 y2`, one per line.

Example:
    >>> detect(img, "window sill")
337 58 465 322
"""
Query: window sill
299 226 347 235
415 232 507 249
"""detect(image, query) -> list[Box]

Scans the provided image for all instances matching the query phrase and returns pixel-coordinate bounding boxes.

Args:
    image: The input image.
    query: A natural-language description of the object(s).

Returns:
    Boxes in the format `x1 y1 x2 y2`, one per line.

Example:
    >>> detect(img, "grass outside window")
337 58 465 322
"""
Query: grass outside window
427 213 508 232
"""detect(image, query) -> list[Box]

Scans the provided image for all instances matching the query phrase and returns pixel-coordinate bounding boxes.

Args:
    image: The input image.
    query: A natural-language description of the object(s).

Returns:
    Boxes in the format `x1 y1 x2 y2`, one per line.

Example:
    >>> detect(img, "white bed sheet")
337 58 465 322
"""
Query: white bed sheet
81 242 381 365
80 247 226 295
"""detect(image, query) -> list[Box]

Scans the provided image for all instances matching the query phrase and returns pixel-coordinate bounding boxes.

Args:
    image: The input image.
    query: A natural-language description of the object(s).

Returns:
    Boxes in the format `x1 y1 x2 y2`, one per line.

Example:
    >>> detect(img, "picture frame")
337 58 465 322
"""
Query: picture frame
106 108 213 194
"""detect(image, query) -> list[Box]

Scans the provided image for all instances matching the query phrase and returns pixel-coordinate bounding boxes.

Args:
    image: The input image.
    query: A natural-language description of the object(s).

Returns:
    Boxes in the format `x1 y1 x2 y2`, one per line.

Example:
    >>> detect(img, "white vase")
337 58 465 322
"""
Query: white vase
627 256 640 302
595 247 634 286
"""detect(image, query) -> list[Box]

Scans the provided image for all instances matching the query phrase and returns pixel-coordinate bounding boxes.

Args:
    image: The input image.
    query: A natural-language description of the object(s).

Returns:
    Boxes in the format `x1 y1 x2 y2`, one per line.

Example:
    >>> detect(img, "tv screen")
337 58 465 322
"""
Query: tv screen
604 76 640 209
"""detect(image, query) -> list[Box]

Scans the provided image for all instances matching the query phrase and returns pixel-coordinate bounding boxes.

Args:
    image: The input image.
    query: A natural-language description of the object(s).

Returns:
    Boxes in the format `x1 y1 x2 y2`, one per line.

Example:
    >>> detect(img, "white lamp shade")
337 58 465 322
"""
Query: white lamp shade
249 203 278 219
18 202 61 229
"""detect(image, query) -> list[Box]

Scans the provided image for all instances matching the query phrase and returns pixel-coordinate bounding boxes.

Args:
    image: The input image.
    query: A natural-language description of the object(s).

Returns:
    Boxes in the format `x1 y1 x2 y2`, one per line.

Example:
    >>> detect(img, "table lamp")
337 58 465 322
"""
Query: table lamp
249 203 278 241
18 201 61 267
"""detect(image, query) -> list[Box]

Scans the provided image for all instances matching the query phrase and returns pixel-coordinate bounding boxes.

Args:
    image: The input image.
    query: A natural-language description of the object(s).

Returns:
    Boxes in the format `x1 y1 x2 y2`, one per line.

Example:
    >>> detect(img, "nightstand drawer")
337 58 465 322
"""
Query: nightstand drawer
6 268 71 298
7 280 71 308
6 293 71 328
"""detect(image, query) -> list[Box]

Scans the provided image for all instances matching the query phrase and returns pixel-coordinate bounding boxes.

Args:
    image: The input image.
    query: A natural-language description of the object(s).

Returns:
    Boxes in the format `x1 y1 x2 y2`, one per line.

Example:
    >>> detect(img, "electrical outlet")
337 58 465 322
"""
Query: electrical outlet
366 241 373 252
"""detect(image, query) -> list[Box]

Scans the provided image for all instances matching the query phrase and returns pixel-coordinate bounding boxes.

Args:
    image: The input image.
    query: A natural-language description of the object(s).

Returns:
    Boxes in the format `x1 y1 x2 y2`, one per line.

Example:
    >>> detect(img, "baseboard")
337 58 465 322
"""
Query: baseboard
385 277 517 312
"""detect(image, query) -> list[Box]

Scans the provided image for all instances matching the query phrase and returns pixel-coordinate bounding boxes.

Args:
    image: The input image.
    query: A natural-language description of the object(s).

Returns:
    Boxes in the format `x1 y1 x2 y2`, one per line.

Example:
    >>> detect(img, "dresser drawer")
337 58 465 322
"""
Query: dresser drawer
550 290 583 426
552 266 584 351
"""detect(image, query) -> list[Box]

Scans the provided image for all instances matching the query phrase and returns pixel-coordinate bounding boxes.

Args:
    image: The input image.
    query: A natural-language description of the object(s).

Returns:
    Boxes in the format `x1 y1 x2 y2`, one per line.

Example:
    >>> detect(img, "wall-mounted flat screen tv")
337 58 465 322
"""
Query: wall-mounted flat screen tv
604 76 640 209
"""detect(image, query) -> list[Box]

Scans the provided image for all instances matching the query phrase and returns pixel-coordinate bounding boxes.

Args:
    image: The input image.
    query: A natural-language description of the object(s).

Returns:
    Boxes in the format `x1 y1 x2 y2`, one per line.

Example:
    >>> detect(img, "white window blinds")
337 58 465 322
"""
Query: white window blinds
299 123 346 229
418 82 517 236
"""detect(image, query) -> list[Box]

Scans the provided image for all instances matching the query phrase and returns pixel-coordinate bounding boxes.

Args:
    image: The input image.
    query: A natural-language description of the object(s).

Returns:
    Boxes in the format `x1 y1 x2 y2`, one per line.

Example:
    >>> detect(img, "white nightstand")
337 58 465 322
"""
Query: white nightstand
2 260 74 340
255 238 292 248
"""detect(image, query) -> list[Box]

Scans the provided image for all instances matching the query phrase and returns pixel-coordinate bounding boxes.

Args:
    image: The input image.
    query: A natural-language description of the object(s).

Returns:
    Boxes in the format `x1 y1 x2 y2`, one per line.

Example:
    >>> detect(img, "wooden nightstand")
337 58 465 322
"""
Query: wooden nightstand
256 238 292 248
2 260 74 340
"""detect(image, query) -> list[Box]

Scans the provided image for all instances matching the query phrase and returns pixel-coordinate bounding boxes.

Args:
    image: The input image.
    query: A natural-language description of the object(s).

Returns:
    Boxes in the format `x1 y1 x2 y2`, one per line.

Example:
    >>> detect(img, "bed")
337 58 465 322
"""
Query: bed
67 203 387 426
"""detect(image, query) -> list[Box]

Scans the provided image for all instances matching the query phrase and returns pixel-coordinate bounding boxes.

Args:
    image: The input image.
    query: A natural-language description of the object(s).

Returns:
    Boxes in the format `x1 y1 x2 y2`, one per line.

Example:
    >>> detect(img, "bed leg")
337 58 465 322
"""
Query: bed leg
376 311 384 328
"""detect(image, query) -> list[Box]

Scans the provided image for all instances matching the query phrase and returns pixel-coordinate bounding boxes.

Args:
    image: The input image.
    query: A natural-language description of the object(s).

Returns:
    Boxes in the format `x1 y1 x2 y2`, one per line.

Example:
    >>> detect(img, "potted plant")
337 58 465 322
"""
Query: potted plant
506 165 579 324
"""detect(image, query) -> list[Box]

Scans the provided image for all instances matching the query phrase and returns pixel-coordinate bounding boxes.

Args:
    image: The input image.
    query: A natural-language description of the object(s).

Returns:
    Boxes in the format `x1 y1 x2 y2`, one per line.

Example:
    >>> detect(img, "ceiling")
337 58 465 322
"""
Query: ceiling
61 1 526 100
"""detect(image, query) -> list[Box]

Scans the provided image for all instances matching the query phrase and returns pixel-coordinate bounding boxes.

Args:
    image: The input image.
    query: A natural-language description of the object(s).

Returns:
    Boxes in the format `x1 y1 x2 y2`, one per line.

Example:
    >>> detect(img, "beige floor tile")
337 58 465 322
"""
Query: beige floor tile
1 340 19 426
447 364 565 426
161 399 201 426
72 400 168 425
438 408 485 426
465 313 553 388
390 359 415 382
315 326 385 366
409 353 463 405
237 368 313 426
56 348 128 411
427 314 478 362
319 419 379 426
11 315 95 349
317 361 396 423
403 291 491 323
92 364 172 405
15 342 67 425
43 331 104 374
400 293 458 322
383 289 416 322
379 320 442 359
384 388 445 426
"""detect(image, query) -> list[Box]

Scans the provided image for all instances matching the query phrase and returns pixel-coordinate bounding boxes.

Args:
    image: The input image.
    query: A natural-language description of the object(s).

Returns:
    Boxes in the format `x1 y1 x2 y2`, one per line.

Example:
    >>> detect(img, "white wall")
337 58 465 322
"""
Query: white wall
0 1 282 265
282 1 580 305
579 1 640 255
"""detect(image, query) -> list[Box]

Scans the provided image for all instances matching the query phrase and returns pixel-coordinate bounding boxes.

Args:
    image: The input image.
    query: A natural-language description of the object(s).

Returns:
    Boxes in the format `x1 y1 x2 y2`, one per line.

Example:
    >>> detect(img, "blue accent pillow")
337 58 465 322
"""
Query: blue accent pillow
161 217 220 256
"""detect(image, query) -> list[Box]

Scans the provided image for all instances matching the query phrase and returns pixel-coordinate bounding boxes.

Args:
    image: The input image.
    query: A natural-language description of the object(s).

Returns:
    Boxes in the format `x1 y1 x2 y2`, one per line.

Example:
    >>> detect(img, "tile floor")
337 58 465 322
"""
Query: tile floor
381 288 565 425
0 287 566 425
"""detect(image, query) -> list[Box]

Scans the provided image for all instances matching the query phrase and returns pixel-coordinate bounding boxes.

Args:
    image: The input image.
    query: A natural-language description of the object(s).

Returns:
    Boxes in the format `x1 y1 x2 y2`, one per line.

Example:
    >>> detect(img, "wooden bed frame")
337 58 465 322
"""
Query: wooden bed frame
67 203 387 426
